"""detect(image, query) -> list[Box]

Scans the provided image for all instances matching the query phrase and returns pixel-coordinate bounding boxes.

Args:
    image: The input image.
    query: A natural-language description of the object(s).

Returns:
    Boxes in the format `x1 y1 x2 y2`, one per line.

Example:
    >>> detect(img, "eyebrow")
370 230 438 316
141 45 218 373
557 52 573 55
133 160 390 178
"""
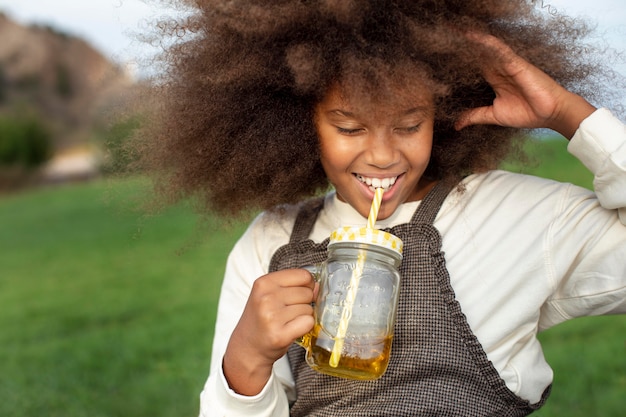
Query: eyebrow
400 106 433 117
327 109 355 118
326 106 432 118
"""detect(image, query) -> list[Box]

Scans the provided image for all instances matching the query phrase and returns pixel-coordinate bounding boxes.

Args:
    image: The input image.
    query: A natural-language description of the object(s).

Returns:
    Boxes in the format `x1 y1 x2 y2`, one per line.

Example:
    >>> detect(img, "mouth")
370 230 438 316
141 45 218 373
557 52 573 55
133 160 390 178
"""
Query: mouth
355 174 398 192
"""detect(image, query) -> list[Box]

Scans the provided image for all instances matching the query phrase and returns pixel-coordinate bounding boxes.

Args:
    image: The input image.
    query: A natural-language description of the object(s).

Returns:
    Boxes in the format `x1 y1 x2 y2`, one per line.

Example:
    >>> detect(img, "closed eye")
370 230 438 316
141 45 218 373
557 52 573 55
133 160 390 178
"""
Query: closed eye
396 124 422 134
336 127 365 135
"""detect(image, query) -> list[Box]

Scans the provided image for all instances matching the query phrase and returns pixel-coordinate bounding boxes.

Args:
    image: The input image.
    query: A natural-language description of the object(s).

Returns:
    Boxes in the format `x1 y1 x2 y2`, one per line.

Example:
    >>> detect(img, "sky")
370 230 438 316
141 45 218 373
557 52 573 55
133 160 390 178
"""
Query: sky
0 0 174 78
0 0 624 78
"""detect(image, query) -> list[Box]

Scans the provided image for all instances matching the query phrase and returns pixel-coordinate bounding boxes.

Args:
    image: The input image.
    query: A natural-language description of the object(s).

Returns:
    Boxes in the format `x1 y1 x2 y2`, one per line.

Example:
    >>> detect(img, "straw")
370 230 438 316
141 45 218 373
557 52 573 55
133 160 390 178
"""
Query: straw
367 187 385 229
329 187 385 368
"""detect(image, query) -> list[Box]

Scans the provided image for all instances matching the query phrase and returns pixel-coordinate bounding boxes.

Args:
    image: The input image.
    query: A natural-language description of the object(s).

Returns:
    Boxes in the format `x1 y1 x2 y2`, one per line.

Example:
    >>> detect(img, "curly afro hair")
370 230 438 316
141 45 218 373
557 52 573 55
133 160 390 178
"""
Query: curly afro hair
134 0 616 218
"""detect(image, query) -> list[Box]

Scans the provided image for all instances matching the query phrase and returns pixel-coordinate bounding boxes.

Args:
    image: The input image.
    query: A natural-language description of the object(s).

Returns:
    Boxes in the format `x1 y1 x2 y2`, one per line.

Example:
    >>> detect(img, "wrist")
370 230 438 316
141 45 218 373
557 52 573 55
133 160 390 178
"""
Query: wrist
550 93 596 139
223 340 274 396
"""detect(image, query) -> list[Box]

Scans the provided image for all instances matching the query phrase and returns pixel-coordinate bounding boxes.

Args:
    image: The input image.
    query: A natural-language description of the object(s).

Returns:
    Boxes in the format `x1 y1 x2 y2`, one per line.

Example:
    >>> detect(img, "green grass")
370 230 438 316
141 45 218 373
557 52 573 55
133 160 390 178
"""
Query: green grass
536 316 626 417
0 138 623 416
0 178 246 416
502 134 594 189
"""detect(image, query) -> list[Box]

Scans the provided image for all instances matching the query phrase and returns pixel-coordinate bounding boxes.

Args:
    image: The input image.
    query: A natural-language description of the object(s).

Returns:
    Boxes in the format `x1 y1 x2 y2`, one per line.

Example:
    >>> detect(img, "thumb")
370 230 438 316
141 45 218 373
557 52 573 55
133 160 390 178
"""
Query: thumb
455 106 495 130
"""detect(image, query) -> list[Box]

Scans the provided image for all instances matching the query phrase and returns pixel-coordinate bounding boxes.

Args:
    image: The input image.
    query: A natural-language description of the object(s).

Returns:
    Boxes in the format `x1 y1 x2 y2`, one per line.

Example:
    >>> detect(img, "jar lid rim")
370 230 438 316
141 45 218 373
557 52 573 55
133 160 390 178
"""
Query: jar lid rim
329 226 403 255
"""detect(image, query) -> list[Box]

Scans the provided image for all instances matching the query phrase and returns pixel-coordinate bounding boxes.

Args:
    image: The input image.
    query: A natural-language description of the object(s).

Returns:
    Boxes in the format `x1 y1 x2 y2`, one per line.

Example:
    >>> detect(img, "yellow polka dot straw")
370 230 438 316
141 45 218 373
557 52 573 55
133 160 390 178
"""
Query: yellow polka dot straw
367 187 385 229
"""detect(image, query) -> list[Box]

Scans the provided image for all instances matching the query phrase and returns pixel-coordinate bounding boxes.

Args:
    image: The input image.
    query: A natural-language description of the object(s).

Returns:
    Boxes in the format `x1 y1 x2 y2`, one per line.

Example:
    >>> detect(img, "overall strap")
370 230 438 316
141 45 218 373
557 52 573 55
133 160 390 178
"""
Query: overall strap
289 197 325 243
408 181 454 226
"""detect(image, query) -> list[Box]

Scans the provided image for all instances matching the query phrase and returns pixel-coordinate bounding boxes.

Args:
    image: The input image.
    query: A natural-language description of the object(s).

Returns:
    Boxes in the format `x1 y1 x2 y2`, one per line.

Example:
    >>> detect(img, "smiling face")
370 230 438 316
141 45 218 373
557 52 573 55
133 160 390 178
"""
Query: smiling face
315 83 436 220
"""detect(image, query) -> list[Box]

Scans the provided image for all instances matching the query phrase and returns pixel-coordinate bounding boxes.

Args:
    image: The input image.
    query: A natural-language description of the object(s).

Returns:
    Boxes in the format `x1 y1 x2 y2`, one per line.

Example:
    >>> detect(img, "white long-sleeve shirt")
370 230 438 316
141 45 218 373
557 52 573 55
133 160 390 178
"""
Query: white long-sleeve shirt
200 108 626 417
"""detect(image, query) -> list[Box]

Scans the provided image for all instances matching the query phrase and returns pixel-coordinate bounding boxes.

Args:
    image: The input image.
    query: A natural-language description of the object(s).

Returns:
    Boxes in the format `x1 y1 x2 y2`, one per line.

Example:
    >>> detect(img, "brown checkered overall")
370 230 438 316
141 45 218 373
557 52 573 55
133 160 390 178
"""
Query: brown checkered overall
269 182 550 416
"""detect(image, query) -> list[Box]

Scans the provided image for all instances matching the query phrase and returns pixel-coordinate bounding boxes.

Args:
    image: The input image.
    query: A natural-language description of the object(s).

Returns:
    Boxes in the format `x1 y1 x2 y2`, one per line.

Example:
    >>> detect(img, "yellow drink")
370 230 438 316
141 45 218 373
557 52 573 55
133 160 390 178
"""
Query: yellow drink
302 324 392 380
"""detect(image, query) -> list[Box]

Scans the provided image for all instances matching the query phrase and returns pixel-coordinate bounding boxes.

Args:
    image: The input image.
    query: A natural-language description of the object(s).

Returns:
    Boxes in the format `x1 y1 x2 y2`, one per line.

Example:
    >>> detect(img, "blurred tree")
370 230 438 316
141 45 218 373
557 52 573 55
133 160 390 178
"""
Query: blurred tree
99 115 141 174
0 115 52 168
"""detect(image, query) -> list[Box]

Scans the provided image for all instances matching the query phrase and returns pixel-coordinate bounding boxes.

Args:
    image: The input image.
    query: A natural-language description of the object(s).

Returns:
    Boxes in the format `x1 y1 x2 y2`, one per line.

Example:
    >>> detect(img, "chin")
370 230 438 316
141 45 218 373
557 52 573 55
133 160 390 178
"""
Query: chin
374 206 395 221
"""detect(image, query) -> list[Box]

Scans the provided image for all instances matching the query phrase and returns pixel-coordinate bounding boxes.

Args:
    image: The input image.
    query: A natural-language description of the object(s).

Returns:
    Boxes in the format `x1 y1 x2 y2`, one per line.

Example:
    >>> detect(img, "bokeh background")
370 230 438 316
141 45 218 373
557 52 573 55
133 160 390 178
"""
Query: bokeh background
0 1 624 416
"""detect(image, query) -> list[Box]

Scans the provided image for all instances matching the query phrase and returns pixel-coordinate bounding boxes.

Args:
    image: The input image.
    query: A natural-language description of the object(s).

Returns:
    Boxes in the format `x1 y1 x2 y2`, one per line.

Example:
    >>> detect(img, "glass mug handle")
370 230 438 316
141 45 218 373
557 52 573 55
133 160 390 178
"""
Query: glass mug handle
295 264 321 348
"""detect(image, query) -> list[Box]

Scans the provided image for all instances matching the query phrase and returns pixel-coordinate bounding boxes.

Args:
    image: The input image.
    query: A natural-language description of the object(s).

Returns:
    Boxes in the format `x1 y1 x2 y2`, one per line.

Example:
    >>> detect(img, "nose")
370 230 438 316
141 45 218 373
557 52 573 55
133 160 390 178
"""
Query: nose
364 131 398 169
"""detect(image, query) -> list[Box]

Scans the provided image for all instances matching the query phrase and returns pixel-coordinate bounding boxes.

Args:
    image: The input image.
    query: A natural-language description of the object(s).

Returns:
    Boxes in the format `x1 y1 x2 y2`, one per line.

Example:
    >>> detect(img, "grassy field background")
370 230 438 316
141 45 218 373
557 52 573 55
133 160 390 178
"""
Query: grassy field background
1 136 624 416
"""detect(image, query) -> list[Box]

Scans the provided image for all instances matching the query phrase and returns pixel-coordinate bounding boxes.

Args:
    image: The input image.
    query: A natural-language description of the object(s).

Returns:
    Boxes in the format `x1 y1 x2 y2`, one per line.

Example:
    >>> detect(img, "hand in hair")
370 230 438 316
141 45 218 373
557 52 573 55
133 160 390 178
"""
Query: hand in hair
455 33 596 139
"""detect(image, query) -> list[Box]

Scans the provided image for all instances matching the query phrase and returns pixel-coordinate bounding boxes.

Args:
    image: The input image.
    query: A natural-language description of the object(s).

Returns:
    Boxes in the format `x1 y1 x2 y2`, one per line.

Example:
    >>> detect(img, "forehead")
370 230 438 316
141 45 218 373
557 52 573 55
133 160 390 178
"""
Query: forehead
318 81 435 119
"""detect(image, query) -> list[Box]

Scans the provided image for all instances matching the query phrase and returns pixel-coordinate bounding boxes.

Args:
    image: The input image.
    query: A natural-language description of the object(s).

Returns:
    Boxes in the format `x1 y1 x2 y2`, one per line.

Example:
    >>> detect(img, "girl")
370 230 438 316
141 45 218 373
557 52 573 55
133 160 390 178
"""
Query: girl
136 1 626 416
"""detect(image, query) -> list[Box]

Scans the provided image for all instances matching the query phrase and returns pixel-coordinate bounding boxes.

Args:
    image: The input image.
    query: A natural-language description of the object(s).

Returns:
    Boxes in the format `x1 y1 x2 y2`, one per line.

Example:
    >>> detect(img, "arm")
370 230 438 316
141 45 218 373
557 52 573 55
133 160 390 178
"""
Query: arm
457 33 626 221
199 216 313 417
539 116 626 327
568 109 626 223
223 268 315 396
455 34 626 324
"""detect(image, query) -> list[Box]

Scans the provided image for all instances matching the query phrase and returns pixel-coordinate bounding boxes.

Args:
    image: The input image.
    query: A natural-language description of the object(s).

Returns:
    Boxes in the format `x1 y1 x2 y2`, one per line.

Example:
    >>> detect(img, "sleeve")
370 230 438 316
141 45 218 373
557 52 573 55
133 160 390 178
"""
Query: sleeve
539 109 626 329
198 214 296 417
568 108 626 224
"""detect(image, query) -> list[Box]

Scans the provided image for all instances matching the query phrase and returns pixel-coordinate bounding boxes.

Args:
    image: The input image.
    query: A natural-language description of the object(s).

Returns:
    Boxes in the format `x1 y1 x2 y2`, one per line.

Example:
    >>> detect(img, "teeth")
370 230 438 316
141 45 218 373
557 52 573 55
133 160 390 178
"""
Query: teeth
357 175 398 191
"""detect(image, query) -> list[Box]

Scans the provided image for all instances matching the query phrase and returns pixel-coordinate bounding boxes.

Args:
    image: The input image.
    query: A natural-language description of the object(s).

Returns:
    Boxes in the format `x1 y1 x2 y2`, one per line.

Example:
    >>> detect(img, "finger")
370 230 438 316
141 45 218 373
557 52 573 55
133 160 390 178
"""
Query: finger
267 304 313 343
260 269 315 290
283 302 314 320
455 106 496 130
279 268 316 289
279 286 315 306
465 32 530 84
265 303 312 330
465 31 517 62
283 311 315 338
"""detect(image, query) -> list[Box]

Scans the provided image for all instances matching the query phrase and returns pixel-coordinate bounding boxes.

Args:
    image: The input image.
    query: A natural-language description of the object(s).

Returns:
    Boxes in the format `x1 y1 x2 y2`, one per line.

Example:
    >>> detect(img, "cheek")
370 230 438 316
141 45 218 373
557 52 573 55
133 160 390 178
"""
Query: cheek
319 149 347 182
405 137 433 167
419 142 433 164
416 128 434 161
318 139 340 179
318 134 353 170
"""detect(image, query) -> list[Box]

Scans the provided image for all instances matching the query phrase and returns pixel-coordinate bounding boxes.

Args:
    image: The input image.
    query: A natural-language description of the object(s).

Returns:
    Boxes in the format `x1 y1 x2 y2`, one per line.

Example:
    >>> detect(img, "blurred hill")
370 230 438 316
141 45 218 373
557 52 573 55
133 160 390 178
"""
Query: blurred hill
0 12 137 187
